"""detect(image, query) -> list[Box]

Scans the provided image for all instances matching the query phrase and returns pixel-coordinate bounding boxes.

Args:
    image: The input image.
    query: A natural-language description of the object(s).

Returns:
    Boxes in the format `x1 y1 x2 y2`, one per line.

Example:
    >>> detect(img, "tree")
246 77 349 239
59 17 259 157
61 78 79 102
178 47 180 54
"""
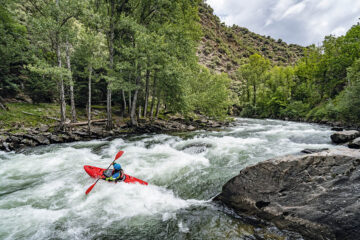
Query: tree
94 0 131 129
337 59 360 122
74 21 107 133
237 54 270 107
0 1 28 98
24 0 83 131
189 66 232 118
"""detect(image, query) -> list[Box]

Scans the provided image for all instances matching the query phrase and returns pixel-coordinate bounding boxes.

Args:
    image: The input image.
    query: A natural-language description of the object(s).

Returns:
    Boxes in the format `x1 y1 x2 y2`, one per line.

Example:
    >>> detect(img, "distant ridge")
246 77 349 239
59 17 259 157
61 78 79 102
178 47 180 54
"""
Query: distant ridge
197 2 305 75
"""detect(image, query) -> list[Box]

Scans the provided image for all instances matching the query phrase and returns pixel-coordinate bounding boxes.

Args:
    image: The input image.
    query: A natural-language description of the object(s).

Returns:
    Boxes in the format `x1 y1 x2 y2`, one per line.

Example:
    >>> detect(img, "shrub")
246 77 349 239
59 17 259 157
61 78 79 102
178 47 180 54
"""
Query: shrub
279 101 310 119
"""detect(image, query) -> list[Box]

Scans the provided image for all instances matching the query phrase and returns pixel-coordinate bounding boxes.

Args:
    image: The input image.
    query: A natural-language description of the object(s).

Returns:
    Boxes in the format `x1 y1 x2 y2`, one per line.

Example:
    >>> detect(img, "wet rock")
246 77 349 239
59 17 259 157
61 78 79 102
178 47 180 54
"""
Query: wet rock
90 128 104 137
48 134 62 143
215 148 360 240
9 136 21 144
301 148 329 154
181 143 212 154
331 127 343 131
187 125 196 131
348 137 360 149
21 138 37 147
24 134 50 145
73 131 89 137
61 134 71 142
67 134 81 141
2 142 10 152
330 130 360 144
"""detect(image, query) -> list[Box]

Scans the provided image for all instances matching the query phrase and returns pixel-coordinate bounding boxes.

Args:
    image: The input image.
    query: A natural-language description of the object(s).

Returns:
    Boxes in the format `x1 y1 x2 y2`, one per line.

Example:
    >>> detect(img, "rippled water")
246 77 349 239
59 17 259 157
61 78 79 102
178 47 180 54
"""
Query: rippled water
0 118 336 240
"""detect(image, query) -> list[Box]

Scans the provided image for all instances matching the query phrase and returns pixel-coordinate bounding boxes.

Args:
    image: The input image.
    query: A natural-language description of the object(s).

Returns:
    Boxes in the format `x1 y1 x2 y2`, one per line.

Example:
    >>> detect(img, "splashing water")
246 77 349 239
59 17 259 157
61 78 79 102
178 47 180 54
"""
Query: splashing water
0 118 337 239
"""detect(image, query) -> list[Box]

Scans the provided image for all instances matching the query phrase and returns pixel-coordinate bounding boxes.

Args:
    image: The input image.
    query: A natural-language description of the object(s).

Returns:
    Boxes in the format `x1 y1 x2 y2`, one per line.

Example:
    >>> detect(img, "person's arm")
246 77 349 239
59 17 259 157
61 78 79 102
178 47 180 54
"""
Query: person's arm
105 167 116 181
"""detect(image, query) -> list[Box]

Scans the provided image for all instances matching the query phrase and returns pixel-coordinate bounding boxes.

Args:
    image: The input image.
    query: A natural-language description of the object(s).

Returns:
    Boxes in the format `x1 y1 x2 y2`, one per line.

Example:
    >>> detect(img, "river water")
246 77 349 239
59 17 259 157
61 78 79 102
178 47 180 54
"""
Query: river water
0 118 336 240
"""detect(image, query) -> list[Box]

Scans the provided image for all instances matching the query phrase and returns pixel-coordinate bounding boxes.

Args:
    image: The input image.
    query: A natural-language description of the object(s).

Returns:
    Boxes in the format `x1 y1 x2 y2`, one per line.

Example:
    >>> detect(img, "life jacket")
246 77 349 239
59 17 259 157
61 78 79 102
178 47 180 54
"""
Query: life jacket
104 169 125 181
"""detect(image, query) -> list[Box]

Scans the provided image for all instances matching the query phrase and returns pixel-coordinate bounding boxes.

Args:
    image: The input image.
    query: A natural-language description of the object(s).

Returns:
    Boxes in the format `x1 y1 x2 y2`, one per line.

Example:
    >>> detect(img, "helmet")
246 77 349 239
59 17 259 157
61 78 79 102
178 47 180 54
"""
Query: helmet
114 163 121 170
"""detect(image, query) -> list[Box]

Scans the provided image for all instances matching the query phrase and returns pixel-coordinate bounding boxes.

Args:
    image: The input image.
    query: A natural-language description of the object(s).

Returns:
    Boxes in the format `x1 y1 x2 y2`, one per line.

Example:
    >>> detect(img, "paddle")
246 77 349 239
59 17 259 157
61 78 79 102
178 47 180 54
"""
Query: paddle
85 150 124 195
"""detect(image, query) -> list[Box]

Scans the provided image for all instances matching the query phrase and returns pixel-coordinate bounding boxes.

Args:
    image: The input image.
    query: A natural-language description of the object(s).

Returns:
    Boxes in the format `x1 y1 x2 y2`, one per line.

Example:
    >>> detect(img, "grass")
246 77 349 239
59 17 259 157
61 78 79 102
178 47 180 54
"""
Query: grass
0 103 59 130
0 103 109 132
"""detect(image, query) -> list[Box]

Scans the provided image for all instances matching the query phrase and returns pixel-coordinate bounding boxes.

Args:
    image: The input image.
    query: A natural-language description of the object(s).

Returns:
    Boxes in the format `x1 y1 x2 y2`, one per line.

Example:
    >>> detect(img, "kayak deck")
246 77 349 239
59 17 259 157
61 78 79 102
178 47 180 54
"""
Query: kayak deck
84 165 148 185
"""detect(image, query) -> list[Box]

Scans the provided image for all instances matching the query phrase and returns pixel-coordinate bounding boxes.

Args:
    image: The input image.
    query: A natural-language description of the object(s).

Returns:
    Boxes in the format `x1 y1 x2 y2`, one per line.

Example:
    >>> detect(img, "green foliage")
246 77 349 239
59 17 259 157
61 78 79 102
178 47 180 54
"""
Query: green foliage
4 0 360 127
189 67 232 118
279 101 310 119
235 22 360 125
236 54 270 107
0 2 29 97
336 59 360 122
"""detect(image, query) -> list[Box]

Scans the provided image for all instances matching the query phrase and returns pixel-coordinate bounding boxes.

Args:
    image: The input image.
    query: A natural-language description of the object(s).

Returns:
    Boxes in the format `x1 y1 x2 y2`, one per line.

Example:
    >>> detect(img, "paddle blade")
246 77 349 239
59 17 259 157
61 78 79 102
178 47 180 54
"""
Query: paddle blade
85 182 97 195
114 151 124 160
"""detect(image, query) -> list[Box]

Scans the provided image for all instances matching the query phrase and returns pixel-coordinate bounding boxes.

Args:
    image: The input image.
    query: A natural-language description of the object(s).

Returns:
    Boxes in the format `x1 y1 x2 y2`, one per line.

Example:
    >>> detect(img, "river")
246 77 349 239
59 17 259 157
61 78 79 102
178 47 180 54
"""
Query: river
0 118 336 240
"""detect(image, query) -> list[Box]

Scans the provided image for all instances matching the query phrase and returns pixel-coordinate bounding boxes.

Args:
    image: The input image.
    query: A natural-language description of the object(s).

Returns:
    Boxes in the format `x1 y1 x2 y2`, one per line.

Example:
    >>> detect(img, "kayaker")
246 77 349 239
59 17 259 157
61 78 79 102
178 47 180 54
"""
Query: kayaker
105 163 125 182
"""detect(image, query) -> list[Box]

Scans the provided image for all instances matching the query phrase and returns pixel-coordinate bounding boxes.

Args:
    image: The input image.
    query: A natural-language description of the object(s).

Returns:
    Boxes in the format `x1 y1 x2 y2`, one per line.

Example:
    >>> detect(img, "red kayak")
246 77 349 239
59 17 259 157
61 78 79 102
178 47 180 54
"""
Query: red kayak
84 165 148 185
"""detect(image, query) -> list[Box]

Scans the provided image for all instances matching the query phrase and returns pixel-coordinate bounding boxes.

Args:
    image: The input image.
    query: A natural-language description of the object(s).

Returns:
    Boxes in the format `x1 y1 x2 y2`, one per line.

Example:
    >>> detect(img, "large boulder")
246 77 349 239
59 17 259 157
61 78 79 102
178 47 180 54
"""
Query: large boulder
330 130 360 144
215 148 360 240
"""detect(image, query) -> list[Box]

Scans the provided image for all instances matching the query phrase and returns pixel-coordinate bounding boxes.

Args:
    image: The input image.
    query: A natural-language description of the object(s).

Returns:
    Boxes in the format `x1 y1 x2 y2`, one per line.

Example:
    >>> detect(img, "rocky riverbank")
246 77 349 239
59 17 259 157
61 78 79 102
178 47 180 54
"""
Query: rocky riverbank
214 130 360 240
0 117 230 152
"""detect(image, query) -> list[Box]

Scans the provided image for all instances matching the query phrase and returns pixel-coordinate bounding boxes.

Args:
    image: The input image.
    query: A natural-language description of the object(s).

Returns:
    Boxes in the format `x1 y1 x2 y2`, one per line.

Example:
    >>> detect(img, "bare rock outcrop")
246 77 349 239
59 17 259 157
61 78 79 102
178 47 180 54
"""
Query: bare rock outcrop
330 130 360 144
215 148 360 240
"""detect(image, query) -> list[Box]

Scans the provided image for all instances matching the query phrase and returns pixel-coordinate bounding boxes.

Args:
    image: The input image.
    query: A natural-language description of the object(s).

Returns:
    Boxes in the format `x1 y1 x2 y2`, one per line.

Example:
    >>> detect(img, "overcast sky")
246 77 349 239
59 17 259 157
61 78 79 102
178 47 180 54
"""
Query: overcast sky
206 0 360 46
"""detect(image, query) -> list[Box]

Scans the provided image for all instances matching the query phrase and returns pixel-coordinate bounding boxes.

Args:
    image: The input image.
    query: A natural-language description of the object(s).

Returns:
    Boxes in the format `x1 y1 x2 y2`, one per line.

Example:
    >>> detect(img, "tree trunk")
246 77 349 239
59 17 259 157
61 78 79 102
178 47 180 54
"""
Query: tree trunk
106 0 115 130
122 89 126 117
106 87 112 129
253 84 256 106
88 65 92 134
143 69 150 118
66 38 76 123
130 71 141 126
55 0 65 131
130 89 139 125
56 38 66 131
128 91 132 115
138 106 141 119
155 96 160 119
150 74 157 120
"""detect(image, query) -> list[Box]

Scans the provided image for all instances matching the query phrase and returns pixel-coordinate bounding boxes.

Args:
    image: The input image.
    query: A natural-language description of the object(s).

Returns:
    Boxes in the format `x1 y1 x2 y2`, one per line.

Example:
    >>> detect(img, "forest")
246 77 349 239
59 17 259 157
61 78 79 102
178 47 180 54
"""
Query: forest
1 0 360 130
236 23 360 124
0 0 232 131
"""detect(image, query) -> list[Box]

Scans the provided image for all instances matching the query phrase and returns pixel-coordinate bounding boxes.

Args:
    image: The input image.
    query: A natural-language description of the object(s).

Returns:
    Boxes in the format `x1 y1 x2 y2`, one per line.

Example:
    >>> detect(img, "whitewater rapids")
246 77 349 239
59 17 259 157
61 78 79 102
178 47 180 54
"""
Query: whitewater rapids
0 118 338 239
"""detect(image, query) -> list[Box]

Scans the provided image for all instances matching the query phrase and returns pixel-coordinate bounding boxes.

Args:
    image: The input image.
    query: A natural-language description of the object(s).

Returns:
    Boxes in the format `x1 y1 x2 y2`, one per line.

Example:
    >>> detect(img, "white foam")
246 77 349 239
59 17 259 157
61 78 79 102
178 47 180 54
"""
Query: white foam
0 118 335 239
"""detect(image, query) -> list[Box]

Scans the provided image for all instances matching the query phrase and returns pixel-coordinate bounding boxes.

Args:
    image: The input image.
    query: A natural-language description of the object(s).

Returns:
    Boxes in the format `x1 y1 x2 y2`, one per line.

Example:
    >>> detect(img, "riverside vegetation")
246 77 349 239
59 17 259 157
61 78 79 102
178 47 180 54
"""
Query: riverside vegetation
1 1 360 133
1 0 233 134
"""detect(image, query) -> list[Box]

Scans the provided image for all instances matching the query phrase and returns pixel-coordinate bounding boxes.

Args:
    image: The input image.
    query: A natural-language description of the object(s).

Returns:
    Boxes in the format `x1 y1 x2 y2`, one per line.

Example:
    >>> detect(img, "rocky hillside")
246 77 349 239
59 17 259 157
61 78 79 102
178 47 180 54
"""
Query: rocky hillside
197 2 305 76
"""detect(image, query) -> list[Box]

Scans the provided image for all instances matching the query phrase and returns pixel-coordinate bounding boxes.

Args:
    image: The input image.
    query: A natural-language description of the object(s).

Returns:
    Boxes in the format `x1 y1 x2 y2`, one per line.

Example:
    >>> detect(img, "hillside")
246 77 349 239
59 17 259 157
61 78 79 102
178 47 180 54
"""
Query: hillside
197 2 305 76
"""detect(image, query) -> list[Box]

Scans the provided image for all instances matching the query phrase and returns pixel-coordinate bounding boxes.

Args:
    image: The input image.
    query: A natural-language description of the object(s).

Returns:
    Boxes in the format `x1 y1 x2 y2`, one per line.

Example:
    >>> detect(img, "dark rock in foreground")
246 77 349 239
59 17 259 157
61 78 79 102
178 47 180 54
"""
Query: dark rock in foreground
330 130 360 144
215 148 360 240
